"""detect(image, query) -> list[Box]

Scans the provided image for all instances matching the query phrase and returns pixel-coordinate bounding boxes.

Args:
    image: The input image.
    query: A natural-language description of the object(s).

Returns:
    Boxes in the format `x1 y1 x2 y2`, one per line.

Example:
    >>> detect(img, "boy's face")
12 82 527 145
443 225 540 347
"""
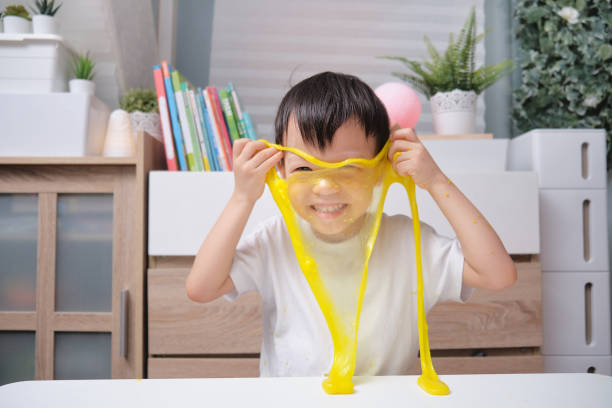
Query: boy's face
279 117 380 242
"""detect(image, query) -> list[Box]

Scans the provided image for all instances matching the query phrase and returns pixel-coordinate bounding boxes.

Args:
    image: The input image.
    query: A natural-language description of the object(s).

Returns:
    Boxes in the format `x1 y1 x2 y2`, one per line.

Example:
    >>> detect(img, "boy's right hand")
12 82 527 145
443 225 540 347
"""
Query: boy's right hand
232 138 283 204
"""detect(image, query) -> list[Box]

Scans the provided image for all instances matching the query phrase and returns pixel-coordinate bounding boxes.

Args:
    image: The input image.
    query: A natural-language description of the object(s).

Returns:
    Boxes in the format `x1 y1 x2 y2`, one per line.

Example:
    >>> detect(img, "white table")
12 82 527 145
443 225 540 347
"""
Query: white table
1 373 611 407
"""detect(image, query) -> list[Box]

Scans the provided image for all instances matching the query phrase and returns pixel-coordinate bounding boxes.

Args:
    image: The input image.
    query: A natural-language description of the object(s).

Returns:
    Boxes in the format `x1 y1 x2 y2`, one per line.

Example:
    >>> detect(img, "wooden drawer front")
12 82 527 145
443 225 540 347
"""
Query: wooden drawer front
408 354 544 375
148 268 262 355
148 358 259 378
428 261 542 349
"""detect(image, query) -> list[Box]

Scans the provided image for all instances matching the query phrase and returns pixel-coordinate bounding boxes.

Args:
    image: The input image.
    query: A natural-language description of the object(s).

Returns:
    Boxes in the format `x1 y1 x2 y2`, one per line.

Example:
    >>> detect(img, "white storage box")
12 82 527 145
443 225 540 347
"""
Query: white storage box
0 33 75 93
544 355 612 376
539 189 609 271
542 271 611 356
0 93 110 156
508 129 607 189
423 139 509 173
148 171 540 256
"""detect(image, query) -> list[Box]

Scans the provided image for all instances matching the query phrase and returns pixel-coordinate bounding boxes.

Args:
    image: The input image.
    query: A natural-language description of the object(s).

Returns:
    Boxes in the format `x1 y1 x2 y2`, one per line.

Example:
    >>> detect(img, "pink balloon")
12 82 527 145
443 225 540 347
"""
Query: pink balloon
374 82 421 129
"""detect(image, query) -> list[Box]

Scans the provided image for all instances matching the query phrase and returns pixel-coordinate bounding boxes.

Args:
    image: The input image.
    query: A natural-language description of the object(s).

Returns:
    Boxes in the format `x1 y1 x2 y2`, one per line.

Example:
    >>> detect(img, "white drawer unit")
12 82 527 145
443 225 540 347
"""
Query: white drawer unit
542 272 611 356
539 189 609 271
544 355 612 376
508 129 607 189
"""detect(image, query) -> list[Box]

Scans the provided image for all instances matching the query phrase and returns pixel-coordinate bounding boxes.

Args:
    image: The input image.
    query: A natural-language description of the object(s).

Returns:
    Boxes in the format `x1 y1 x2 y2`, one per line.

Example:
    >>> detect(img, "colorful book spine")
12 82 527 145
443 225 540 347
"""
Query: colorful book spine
181 83 205 171
194 89 218 171
243 111 257 140
152 65 178 170
228 82 248 139
219 88 241 143
172 71 197 171
161 62 187 170
199 92 222 171
203 88 230 171
189 88 212 171
209 86 234 164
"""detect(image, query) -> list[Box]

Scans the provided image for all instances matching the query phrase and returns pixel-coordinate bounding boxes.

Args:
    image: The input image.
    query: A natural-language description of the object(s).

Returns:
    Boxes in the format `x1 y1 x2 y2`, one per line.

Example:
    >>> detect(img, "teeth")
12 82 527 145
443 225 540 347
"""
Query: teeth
313 204 346 213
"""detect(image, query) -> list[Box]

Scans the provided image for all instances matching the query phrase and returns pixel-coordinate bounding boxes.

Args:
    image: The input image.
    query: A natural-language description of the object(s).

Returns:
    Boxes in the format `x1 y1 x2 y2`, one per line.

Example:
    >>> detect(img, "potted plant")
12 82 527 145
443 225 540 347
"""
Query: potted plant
31 0 61 35
120 88 161 140
379 7 514 134
3 5 32 34
69 51 95 95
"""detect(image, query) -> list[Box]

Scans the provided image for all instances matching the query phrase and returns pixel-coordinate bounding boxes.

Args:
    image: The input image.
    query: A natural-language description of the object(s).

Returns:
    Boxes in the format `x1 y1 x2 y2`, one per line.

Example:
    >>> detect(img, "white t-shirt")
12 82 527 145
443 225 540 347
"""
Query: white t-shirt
225 213 473 377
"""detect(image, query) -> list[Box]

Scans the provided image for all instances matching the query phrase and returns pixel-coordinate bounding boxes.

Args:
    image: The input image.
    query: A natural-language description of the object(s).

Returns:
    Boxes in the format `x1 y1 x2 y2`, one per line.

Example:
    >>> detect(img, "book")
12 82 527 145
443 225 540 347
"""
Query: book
219 88 241 143
172 72 198 171
152 65 178 171
209 86 234 165
228 82 248 140
189 88 212 171
203 88 230 171
243 111 257 140
199 91 222 171
161 62 187 170
181 82 205 171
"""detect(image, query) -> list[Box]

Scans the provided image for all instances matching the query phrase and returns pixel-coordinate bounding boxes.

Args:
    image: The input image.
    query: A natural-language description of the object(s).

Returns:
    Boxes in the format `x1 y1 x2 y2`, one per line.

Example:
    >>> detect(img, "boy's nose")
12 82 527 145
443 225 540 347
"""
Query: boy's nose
312 177 341 195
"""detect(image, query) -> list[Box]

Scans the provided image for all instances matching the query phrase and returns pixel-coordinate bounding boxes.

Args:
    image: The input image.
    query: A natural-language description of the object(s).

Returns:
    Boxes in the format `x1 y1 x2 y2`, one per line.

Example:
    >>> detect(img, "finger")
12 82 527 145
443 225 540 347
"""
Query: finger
232 138 250 158
388 140 418 161
391 128 418 143
394 157 415 177
238 140 268 161
249 147 281 169
257 150 284 172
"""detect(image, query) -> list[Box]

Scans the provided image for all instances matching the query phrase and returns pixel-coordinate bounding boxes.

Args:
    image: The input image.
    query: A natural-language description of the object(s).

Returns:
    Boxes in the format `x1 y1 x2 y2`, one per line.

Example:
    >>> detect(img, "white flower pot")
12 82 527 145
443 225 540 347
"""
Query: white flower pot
69 79 95 95
129 111 162 141
430 89 477 134
3 16 32 34
104 109 135 157
32 15 58 34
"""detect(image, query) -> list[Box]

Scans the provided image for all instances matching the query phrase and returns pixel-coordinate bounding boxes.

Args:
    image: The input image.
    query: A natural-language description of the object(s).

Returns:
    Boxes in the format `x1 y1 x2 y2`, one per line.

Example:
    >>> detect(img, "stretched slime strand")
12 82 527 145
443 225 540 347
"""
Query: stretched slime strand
263 139 448 395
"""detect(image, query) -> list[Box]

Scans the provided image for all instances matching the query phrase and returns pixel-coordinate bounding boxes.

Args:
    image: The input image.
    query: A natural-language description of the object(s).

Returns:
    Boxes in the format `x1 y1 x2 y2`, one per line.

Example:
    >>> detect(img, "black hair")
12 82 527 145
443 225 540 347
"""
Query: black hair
274 71 389 154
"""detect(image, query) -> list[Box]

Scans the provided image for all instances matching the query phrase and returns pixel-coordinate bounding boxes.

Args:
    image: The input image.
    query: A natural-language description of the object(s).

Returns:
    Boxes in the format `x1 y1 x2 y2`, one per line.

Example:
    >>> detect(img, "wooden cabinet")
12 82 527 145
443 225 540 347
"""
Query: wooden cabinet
0 133 164 385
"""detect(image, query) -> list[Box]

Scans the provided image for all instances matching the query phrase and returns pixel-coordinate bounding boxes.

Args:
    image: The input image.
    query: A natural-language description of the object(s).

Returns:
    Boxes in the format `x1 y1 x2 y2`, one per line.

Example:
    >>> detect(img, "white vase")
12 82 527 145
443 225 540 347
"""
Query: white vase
129 111 162 142
69 79 96 95
430 89 478 134
3 16 32 34
104 109 135 157
32 15 58 34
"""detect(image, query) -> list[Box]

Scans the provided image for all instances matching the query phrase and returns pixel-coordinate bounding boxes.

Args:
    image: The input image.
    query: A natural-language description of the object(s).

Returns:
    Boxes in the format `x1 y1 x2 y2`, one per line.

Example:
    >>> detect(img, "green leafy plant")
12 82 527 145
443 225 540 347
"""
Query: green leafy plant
4 5 31 20
31 0 62 16
513 0 611 170
72 52 95 80
378 7 514 99
120 88 158 113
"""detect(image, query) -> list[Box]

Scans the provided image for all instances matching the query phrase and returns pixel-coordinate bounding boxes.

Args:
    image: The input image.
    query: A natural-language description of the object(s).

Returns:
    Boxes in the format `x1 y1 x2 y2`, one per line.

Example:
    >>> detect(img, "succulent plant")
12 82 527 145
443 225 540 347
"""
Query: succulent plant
31 0 62 16
72 52 95 81
4 5 31 20
379 7 514 99
120 88 158 113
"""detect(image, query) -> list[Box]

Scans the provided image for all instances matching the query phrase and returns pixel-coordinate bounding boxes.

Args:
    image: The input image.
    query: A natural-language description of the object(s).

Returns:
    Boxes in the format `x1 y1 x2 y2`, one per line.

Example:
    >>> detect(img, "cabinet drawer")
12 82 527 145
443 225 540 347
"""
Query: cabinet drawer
148 357 259 378
148 268 262 355
428 260 542 349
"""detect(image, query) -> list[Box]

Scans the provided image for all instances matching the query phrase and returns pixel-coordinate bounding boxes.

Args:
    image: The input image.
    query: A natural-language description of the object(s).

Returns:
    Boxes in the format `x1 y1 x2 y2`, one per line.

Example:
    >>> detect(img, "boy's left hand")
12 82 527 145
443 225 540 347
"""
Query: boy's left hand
388 128 445 192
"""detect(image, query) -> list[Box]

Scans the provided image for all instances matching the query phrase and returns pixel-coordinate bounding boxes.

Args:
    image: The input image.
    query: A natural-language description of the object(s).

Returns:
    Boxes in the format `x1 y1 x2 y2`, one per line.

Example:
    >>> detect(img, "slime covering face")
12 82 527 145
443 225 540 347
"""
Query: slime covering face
263 118 449 396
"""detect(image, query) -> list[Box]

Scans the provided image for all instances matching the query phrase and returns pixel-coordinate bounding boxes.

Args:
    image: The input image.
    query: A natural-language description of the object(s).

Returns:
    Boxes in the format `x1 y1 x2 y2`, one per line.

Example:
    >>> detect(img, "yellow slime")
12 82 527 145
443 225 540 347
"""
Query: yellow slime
262 139 449 396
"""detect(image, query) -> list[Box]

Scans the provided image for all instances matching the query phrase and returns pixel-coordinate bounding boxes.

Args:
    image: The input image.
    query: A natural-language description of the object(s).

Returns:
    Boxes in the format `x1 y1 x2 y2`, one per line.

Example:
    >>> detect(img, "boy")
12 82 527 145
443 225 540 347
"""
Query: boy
186 72 517 377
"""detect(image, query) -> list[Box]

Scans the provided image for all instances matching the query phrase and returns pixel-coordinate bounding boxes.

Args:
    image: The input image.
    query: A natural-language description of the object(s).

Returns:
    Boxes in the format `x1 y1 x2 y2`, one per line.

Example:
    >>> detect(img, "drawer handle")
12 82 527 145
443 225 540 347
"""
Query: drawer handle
120 289 129 358
585 282 592 346
583 199 590 262
581 142 589 180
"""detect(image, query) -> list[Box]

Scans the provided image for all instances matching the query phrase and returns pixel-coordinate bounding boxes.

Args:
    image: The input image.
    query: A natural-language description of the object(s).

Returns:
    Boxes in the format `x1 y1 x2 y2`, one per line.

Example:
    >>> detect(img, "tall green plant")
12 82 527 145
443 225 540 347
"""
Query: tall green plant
379 7 513 98
513 0 611 170
4 5 31 20
31 0 62 16
72 52 95 81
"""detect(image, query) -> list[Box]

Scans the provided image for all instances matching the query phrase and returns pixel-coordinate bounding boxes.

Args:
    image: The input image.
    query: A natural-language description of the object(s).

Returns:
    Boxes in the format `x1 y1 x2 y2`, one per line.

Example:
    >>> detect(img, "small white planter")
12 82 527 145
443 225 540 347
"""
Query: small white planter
69 78 95 95
32 15 58 35
104 109 136 157
430 89 477 134
3 16 32 34
130 111 162 141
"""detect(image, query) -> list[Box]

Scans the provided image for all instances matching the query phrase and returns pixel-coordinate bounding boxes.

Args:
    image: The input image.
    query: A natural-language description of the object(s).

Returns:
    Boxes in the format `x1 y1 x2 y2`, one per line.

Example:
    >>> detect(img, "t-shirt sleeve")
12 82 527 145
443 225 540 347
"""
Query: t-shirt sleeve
223 224 266 302
420 221 474 308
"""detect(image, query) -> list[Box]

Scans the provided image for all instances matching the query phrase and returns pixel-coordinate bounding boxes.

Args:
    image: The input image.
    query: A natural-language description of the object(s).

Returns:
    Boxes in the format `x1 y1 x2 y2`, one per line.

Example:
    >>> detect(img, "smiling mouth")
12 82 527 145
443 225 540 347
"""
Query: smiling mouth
310 204 348 218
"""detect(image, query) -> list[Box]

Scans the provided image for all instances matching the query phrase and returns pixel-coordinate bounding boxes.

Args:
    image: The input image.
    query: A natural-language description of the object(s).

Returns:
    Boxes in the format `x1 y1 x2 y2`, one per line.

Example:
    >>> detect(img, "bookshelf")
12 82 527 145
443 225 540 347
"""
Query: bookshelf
0 132 165 385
